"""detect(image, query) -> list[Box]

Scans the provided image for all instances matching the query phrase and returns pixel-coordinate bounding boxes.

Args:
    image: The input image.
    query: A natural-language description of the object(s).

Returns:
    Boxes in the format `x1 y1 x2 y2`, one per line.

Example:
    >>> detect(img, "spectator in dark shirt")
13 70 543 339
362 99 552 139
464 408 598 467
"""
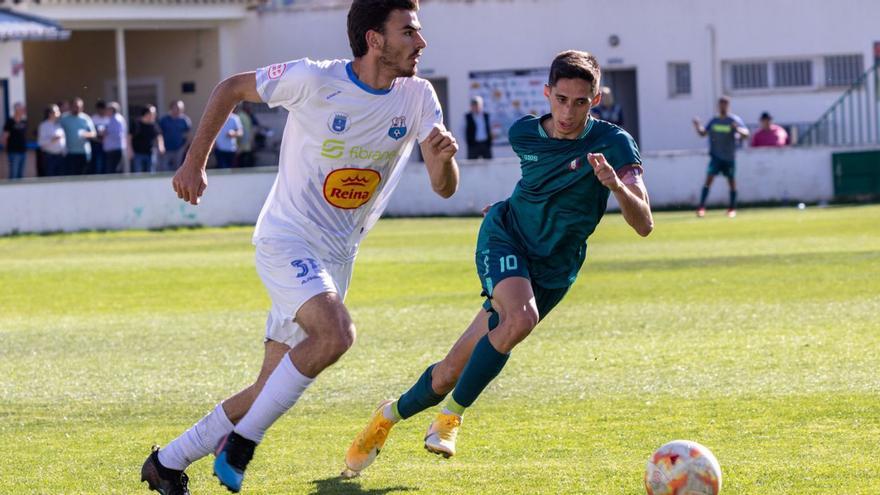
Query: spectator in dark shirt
465 96 492 159
129 105 165 173
3 102 29 179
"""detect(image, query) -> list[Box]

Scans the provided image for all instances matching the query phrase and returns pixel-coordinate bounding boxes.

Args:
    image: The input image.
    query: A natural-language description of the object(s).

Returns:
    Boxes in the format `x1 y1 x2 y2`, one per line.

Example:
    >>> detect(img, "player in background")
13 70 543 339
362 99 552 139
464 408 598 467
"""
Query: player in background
140 1 459 493
343 50 652 477
692 96 749 218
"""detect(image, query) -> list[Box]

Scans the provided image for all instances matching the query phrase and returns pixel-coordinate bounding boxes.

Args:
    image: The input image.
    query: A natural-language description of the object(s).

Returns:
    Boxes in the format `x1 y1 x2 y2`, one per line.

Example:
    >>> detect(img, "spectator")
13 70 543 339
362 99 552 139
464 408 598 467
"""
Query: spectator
103 101 128 173
464 95 492 159
59 97 97 176
591 86 624 127
129 105 165 173
90 100 109 174
236 103 256 167
3 102 28 180
214 112 243 169
158 100 192 172
37 104 66 177
751 112 789 147
692 96 749 218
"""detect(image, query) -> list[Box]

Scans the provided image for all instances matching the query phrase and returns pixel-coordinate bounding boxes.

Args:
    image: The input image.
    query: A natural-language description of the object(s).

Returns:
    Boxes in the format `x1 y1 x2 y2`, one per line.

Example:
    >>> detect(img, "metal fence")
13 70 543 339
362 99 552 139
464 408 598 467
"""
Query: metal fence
799 60 880 147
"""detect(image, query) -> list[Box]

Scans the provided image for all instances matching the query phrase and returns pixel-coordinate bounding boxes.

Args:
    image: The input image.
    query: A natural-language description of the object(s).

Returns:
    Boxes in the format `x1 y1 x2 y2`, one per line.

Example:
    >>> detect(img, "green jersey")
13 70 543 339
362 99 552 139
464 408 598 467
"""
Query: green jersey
479 114 641 288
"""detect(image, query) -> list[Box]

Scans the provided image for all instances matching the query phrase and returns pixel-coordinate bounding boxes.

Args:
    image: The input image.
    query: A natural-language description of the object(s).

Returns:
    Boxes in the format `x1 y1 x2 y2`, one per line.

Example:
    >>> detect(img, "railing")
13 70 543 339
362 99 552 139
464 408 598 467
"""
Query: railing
799 59 880 147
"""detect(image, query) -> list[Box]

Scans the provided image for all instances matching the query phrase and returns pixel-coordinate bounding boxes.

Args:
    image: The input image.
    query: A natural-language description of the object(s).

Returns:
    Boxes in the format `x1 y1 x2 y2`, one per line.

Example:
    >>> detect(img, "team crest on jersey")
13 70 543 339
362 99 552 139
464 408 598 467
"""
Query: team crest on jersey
328 112 351 134
323 168 382 209
267 63 286 80
569 157 584 171
388 116 407 140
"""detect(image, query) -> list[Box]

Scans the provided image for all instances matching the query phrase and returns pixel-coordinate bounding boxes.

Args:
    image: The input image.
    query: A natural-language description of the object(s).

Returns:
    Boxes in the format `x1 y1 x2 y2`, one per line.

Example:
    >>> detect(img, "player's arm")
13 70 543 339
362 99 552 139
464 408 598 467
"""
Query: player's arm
419 126 460 198
587 153 653 237
692 117 707 137
173 72 262 205
733 119 750 138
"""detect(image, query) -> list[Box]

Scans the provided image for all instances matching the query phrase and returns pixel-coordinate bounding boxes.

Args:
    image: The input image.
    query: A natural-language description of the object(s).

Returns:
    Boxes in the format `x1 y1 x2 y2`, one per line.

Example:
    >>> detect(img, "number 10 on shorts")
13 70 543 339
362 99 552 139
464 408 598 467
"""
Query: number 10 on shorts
499 255 518 273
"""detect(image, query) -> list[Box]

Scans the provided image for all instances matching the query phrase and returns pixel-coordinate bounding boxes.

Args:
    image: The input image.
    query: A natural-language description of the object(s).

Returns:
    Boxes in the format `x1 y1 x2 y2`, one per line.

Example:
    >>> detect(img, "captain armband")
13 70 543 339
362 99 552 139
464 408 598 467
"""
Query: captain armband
617 164 644 186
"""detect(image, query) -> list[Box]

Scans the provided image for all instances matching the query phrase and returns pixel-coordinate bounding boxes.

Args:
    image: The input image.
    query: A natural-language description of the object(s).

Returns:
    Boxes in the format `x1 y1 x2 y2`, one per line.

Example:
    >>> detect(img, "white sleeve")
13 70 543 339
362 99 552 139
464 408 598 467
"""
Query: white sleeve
255 58 319 110
37 123 51 148
417 81 444 143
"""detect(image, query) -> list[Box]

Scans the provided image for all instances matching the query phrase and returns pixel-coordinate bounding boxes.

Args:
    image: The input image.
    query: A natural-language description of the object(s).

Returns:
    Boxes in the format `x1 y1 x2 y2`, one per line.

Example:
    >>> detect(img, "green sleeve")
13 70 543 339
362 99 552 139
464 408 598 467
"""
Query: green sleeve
606 130 641 171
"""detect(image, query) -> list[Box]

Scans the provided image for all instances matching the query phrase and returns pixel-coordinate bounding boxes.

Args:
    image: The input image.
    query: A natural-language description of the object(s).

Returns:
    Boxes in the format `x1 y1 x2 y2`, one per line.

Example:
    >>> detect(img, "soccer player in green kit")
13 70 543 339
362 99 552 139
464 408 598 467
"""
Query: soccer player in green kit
343 50 654 477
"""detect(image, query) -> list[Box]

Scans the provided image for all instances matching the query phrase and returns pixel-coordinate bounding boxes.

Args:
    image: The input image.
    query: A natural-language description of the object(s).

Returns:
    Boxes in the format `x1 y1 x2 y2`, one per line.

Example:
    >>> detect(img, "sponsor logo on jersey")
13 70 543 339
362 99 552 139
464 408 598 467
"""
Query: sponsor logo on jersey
328 112 351 134
323 168 382 209
267 63 286 80
388 116 407 140
320 140 400 162
521 154 538 162
349 146 399 162
325 90 343 100
320 139 345 159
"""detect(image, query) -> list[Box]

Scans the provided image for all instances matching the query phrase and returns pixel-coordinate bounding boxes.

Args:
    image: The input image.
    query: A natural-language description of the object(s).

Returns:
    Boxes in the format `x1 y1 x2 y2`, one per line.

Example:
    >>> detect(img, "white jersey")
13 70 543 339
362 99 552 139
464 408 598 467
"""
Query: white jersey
253 58 443 263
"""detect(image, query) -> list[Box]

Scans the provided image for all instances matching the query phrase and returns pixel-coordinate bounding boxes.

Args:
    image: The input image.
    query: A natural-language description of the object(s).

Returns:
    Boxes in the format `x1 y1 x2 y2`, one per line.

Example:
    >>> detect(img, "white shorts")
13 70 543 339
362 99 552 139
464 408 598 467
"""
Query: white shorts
255 238 354 348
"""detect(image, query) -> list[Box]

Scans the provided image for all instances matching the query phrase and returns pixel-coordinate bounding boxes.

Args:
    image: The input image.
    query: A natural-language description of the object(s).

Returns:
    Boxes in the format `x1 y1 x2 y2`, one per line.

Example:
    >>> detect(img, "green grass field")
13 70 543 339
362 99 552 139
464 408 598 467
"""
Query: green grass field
1 206 879 494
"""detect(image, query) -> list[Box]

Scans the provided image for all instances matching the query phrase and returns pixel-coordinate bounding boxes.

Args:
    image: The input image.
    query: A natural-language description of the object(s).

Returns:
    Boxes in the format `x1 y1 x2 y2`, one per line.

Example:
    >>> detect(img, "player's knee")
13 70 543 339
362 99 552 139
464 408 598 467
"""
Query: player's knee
325 321 356 360
513 307 539 333
500 307 539 344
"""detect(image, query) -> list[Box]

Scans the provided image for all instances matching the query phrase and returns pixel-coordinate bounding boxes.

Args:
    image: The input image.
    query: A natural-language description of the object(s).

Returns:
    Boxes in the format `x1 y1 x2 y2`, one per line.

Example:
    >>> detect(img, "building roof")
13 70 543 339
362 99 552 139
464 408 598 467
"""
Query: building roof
0 8 69 41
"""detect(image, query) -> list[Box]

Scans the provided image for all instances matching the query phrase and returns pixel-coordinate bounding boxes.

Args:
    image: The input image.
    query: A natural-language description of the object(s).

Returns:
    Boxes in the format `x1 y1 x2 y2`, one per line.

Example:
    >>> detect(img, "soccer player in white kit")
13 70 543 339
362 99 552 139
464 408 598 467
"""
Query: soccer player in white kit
140 1 459 493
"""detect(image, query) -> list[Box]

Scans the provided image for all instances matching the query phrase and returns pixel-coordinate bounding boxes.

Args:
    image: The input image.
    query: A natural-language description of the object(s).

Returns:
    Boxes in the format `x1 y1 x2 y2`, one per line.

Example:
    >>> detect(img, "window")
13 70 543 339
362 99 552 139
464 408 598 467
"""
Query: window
668 62 691 96
730 62 768 90
773 60 812 87
825 54 863 87
723 54 865 93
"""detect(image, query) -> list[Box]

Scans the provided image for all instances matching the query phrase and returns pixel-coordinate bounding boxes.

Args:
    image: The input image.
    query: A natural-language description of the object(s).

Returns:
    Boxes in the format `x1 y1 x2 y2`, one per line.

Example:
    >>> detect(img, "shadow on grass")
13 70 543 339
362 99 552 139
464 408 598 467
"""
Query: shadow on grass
309 476 414 495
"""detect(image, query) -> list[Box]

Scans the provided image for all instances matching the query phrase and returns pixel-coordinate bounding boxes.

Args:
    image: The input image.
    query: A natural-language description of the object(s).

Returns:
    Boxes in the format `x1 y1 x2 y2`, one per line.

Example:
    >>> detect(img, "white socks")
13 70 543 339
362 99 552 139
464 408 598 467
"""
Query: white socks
234 354 314 443
158 403 234 471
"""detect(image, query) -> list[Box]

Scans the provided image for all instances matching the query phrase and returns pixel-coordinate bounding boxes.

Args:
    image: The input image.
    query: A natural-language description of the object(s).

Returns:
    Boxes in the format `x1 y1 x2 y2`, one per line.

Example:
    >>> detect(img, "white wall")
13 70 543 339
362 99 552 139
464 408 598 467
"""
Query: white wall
0 146 845 235
0 41 26 112
218 0 880 152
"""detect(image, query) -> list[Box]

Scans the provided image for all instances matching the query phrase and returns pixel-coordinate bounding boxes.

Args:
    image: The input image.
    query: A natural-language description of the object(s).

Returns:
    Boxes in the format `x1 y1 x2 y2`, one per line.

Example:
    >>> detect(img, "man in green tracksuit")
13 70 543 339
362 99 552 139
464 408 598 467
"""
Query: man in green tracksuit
343 50 654 476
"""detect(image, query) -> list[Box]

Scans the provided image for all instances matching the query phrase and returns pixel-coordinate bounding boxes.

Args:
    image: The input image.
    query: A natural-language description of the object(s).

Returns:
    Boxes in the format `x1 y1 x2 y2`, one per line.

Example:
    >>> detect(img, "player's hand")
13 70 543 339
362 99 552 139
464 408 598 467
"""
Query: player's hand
425 126 458 162
172 160 208 205
587 153 623 192
692 117 702 128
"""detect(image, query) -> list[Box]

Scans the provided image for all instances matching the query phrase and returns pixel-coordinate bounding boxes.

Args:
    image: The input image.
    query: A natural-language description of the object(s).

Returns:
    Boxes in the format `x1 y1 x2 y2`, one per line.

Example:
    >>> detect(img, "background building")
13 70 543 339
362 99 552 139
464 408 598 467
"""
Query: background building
4 0 878 155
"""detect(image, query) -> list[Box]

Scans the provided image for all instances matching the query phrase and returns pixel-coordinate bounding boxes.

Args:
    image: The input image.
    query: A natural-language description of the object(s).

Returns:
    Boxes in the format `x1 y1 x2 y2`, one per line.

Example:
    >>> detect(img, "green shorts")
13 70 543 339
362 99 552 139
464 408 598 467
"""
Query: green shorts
475 240 569 323
707 157 736 178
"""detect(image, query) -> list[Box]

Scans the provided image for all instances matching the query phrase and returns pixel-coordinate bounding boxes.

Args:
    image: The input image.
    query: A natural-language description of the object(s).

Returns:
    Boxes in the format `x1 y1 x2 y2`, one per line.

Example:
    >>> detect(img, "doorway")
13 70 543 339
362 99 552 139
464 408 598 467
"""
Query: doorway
602 69 640 143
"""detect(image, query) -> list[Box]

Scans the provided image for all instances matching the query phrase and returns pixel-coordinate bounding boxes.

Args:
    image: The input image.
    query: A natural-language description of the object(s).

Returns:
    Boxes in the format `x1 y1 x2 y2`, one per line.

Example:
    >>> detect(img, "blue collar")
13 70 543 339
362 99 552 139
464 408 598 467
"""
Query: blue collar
346 62 393 95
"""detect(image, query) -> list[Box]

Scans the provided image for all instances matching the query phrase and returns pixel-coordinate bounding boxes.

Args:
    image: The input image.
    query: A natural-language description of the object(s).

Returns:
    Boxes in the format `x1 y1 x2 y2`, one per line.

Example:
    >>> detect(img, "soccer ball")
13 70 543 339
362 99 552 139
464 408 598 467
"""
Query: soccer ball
644 440 722 495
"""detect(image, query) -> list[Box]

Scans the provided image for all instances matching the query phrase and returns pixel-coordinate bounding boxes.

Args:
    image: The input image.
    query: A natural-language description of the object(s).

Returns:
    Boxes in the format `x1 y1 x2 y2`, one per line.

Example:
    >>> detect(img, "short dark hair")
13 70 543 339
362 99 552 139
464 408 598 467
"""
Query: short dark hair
44 104 58 120
548 50 601 96
347 0 418 58
139 105 155 117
